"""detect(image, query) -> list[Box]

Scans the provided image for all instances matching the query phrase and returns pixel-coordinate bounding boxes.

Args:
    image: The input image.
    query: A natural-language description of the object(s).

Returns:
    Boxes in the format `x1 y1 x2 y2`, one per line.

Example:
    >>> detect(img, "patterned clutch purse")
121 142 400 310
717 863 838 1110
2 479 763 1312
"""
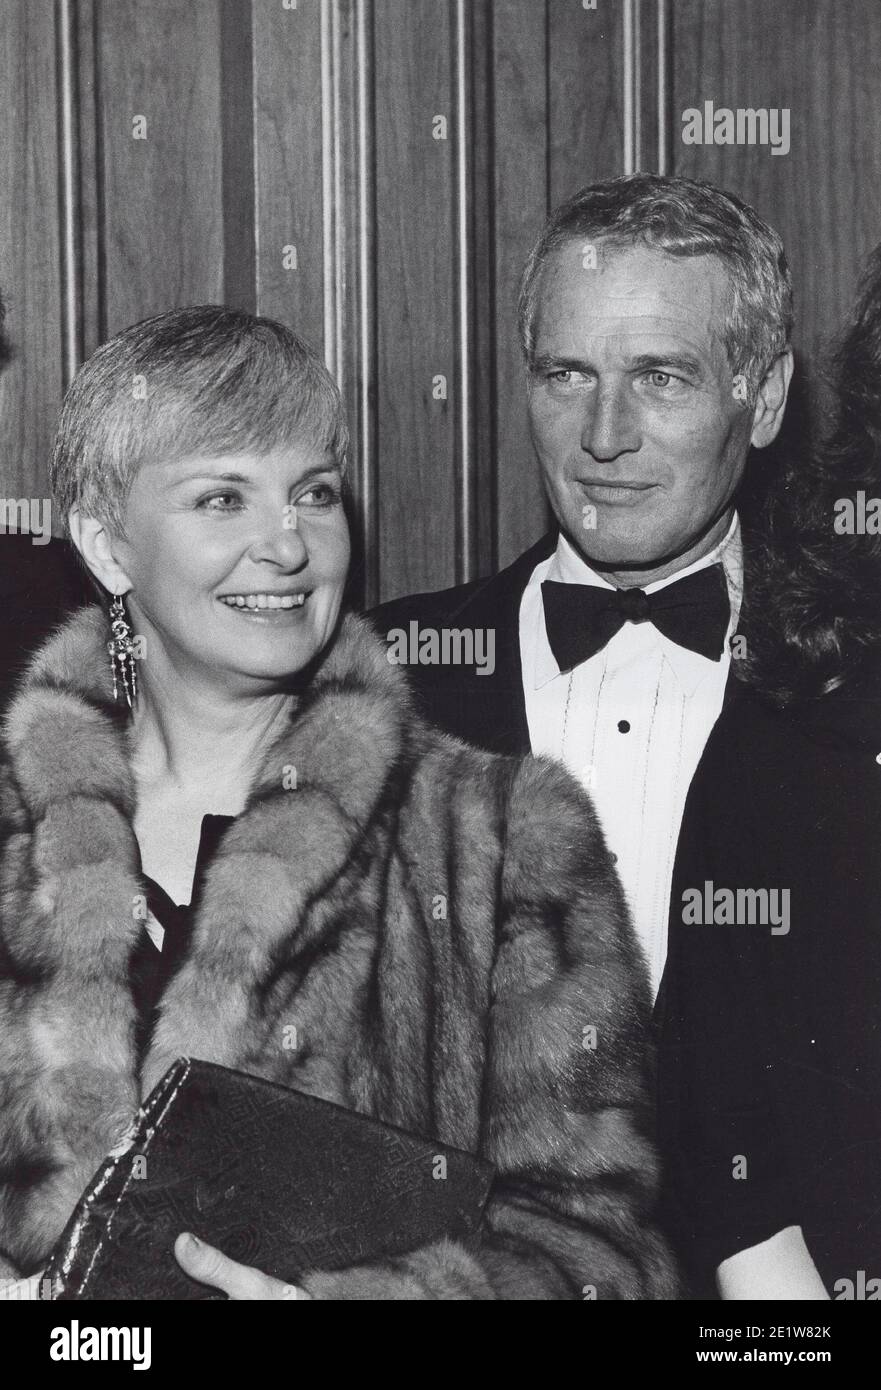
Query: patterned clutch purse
45 1058 494 1300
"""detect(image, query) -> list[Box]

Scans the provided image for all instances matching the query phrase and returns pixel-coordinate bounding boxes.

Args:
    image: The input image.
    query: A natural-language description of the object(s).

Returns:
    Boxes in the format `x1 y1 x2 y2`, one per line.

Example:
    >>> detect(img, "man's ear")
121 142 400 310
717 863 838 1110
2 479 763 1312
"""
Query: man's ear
749 347 794 449
68 508 133 596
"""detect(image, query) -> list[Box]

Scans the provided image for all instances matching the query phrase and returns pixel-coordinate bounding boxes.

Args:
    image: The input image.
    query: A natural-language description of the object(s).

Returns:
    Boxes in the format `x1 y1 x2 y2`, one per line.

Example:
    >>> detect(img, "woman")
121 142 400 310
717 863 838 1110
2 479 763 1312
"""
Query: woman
0 306 675 1299
659 247 881 1299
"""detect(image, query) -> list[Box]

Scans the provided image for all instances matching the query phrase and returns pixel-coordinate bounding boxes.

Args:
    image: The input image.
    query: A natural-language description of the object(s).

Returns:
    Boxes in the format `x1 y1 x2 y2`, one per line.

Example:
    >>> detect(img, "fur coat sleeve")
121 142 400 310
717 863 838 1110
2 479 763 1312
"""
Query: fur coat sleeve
299 754 676 1301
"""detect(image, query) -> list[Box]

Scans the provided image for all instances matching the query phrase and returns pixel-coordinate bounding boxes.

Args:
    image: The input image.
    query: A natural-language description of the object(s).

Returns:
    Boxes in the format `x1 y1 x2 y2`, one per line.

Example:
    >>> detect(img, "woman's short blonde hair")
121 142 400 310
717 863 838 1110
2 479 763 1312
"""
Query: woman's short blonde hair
50 305 349 535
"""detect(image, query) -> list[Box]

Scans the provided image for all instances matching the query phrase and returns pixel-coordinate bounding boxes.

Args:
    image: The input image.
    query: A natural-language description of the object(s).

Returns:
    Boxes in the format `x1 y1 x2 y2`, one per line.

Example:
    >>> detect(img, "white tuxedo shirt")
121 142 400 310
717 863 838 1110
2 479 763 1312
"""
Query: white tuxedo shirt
519 514 743 996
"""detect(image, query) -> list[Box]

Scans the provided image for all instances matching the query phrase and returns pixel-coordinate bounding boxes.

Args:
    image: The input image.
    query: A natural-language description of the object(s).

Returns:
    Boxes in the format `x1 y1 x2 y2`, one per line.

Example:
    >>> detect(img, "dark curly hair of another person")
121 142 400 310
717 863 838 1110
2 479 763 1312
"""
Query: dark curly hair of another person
0 290 11 371
738 245 881 705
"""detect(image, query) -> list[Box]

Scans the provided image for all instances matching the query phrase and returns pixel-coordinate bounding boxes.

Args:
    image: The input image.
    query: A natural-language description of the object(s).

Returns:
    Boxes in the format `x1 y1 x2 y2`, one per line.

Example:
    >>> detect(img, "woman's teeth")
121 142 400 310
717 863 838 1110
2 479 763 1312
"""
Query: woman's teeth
220 593 306 610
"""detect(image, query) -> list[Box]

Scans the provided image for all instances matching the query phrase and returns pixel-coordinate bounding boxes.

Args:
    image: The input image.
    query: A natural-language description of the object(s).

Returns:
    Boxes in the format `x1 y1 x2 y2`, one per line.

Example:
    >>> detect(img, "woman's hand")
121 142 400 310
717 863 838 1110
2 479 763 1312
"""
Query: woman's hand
174 1232 313 1300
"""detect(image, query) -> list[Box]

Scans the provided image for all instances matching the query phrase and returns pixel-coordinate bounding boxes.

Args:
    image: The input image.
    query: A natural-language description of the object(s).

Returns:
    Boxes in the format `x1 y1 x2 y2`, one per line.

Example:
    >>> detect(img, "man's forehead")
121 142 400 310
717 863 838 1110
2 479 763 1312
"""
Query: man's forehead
536 319 720 358
536 240 730 345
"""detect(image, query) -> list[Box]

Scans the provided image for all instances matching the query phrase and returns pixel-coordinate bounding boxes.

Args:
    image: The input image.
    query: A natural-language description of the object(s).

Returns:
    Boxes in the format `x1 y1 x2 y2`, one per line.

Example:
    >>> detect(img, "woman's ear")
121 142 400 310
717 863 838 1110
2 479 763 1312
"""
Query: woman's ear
68 507 133 596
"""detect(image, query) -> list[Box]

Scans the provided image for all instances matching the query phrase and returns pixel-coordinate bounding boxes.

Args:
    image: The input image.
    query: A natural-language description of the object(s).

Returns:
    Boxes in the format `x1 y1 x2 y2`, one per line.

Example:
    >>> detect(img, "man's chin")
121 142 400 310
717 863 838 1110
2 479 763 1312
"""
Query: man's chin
561 527 668 573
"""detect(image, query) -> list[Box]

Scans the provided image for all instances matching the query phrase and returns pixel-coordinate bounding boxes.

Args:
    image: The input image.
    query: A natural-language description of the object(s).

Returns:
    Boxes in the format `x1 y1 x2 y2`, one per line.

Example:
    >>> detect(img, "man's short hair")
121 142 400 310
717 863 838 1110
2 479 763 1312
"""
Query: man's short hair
50 305 348 535
518 173 793 393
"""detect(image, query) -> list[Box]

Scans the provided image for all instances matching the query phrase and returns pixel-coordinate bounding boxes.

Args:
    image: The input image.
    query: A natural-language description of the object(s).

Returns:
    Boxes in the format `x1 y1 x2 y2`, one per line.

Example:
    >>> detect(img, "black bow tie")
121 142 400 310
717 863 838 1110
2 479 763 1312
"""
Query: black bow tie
541 564 731 671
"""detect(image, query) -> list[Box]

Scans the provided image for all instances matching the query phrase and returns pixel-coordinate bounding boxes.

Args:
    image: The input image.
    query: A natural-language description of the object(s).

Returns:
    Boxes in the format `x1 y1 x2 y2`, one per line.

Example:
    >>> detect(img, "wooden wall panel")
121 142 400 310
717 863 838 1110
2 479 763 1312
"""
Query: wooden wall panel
467 0 496 574
491 0 548 569
0 0 63 501
334 0 379 606
74 0 103 365
218 0 256 314
251 0 326 350
96 0 225 336
372 0 457 598
549 0 628 201
671 0 881 389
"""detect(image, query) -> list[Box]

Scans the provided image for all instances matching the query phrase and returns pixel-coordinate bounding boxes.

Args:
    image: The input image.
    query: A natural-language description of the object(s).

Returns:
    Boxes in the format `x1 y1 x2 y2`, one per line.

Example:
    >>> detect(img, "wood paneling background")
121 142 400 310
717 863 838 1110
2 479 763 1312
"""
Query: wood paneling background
671 0 881 484
0 0 879 600
0 1 63 500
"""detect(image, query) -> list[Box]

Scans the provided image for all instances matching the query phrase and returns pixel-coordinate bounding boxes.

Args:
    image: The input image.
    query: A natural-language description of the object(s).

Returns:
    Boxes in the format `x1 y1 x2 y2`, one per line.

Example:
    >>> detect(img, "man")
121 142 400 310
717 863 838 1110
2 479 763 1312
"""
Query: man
370 173 793 999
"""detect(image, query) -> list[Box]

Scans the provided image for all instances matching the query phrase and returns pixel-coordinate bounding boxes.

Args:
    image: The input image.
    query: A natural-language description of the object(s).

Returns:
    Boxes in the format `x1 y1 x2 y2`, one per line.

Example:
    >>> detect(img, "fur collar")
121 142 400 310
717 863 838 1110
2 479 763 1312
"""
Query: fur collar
2 606 415 1101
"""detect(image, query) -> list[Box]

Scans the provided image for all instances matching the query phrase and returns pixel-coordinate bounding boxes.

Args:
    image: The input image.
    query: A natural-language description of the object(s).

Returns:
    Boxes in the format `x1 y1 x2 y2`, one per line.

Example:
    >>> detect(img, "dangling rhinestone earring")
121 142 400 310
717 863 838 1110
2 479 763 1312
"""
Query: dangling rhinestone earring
107 593 138 708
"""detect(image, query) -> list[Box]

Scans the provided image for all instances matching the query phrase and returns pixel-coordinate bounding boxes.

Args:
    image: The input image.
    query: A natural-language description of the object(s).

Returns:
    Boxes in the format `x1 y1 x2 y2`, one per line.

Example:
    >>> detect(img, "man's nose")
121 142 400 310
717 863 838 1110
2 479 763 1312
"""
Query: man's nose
581 382 641 461
247 506 309 568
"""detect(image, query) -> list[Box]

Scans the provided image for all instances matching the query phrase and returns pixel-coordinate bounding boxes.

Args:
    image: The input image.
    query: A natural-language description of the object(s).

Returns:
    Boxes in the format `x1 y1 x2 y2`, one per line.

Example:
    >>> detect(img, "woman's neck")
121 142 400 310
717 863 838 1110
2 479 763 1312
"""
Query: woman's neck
129 664 293 811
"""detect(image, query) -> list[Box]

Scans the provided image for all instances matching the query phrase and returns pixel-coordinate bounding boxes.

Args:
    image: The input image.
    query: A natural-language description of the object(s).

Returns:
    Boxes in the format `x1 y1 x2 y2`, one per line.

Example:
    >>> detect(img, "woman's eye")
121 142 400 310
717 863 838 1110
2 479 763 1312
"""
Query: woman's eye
198 491 243 512
297 481 342 508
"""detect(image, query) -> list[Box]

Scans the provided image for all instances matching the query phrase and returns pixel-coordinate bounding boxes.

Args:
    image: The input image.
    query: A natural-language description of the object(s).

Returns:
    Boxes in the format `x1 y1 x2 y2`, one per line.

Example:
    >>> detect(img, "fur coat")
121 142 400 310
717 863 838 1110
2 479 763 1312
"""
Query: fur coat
0 606 677 1299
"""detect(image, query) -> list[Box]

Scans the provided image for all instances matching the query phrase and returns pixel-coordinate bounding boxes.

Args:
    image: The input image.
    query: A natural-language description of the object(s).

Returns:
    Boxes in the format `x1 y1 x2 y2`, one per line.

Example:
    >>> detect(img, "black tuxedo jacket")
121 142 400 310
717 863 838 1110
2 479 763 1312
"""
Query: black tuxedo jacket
367 530 746 757
368 534 556 755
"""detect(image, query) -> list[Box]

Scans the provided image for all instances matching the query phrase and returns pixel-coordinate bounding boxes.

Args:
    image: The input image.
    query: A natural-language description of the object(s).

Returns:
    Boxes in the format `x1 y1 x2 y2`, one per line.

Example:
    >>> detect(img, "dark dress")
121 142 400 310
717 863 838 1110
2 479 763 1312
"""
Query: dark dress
657 668 881 1297
130 814 233 1062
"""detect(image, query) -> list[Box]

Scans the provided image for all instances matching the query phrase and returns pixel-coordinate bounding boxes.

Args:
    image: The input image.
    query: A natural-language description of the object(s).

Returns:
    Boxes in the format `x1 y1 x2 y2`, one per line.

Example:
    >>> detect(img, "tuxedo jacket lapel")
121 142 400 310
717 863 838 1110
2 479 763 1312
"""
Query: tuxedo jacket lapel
368 533 556 756
721 614 752 713
434 541 545 756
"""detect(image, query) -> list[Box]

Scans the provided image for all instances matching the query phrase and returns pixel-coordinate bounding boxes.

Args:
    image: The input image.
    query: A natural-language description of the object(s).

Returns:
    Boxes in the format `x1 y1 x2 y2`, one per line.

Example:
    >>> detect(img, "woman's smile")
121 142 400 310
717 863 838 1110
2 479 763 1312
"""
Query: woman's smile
219 586 308 608
217 589 310 618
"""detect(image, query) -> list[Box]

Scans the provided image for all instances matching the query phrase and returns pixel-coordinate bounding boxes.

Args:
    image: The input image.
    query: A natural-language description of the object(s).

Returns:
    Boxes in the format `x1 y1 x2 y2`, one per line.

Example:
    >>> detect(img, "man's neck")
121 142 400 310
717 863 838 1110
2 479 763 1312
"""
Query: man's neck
577 509 736 589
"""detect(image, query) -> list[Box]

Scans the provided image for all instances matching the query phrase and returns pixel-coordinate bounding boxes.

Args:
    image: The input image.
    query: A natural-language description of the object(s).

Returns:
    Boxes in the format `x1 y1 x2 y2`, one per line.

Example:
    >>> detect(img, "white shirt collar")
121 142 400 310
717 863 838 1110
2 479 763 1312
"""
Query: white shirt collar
533 513 743 694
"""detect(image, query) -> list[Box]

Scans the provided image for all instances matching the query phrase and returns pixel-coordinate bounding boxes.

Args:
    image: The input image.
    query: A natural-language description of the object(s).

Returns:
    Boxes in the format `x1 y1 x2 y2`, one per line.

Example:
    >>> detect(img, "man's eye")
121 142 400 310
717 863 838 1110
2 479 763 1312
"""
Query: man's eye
546 369 589 386
645 370 679 389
